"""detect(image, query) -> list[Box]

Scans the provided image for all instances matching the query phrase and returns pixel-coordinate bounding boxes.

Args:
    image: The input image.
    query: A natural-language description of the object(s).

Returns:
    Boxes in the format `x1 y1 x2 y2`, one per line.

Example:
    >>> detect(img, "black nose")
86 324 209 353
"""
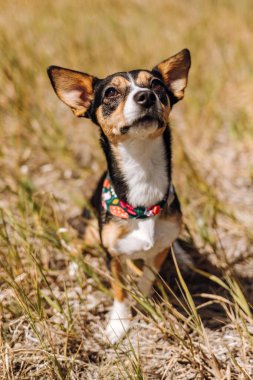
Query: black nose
134 90 156 108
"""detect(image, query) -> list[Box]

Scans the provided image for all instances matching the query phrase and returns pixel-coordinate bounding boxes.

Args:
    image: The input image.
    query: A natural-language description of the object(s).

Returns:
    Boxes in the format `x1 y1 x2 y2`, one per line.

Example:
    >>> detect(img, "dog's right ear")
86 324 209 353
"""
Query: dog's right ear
47 66 97 117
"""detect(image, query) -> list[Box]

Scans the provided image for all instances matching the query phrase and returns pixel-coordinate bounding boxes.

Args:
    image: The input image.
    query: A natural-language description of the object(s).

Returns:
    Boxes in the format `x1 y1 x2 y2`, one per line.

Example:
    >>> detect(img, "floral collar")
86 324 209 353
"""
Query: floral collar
101 174 174 220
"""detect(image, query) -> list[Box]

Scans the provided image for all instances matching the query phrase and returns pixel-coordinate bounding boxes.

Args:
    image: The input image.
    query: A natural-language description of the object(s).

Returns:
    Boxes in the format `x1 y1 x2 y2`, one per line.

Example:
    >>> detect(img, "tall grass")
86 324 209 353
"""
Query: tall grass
0 1 253 378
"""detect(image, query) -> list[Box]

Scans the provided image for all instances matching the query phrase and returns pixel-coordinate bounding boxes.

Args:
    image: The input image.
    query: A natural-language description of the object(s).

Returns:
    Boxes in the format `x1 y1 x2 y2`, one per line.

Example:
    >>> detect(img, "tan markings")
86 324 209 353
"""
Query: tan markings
159 102 171 126
84 219 100 245
163 106 171 121
96 103 129 143
101 221 129 253
154 248 169 270
135 71 152 87
110 75 129 89
109 100 126 133
95 76 131 143
111 257 125 302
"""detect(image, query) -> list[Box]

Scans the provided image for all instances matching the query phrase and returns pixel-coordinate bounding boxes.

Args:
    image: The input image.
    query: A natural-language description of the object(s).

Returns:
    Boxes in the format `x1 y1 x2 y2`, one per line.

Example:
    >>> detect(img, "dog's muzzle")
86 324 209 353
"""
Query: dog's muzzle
134 90 156 109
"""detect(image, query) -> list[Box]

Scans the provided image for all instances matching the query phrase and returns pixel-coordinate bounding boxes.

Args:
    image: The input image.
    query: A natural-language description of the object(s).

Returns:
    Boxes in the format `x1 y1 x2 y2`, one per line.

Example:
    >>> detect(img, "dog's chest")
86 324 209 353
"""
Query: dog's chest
113 216 180 260
117 137 168 207
103 134 180 260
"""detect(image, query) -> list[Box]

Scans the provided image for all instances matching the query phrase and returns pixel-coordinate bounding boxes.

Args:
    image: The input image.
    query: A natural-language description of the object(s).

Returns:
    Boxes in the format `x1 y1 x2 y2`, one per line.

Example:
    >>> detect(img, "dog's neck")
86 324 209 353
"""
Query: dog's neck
100 126 172 208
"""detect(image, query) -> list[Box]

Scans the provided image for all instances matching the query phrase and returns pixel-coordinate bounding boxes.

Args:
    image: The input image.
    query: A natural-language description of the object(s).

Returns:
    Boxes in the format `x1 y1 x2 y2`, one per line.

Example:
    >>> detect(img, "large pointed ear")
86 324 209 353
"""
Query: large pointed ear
47 66 96 117
152 49 191 103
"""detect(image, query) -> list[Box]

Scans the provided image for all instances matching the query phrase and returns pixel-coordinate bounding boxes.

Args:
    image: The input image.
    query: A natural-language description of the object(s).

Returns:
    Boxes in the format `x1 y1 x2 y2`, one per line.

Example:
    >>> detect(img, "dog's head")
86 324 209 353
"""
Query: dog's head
48 49 191 142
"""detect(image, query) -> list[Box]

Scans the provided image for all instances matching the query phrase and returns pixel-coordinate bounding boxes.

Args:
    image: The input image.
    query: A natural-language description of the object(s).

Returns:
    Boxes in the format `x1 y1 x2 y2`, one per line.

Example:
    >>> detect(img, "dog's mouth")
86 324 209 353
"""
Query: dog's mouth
120 114 164 135
133 114 159 125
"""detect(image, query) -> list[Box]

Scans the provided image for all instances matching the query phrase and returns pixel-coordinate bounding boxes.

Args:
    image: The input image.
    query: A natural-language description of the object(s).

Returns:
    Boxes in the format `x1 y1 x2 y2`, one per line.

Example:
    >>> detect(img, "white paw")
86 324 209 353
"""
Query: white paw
105 300 131 344
105 317 130 344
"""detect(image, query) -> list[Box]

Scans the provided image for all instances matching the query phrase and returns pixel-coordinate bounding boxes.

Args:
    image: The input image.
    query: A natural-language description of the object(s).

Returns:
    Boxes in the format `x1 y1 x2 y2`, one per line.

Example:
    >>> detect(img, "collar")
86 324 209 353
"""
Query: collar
101 174 174 220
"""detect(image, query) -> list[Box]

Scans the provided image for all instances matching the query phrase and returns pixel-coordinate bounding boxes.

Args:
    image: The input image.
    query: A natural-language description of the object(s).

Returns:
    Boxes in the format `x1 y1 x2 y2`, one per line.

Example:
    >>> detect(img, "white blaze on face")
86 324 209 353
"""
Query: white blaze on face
123 73 160 136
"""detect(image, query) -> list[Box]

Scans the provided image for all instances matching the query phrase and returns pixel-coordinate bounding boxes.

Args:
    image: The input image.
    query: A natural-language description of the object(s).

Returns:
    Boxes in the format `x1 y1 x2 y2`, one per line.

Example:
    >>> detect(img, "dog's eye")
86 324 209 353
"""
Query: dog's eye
104 87 119 98
151 79 164 92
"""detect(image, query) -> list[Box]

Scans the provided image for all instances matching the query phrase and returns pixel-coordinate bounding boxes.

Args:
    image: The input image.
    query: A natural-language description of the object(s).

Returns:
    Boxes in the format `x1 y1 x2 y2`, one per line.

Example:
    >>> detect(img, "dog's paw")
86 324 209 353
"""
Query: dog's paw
105 317 130 344
105 300 131 344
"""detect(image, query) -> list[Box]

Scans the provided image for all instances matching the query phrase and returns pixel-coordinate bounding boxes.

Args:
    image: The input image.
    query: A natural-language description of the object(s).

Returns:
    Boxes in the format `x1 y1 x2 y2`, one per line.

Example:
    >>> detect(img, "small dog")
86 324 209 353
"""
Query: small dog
48 49 191 343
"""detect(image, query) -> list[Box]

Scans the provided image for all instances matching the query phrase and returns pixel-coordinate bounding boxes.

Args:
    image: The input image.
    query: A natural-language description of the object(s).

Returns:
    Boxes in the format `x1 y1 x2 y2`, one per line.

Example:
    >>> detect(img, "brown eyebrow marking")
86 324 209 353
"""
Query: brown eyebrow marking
109 75 130 89
135 71 153 87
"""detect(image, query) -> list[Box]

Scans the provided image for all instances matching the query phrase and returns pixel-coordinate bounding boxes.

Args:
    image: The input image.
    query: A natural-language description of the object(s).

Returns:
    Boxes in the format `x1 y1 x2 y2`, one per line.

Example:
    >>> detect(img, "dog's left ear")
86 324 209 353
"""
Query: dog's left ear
47 66 97 117
153 49 191 103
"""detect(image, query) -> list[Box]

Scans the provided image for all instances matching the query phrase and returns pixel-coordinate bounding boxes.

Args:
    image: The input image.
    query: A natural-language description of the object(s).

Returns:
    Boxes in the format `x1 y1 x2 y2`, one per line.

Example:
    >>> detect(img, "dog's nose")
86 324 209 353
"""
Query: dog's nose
134 90 156 108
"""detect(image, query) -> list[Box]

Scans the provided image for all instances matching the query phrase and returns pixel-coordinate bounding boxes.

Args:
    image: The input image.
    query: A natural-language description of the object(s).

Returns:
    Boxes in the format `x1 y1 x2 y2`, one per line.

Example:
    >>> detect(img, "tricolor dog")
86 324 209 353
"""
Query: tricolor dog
47 49 191 343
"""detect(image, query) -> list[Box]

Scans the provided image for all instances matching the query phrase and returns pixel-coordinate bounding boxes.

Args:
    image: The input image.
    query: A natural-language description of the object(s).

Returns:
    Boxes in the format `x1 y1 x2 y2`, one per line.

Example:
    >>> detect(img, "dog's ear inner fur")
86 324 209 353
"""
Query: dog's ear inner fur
47 66 95 117
153 49 191 103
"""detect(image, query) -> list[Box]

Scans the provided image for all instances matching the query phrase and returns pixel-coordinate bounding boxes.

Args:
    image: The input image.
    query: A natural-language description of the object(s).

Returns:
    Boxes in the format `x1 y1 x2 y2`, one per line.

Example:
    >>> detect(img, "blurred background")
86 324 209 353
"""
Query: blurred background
0 1 253 378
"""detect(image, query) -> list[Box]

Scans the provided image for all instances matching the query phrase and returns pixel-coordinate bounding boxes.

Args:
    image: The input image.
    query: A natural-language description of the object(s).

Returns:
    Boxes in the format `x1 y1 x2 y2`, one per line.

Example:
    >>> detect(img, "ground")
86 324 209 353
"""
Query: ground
0 1 253 379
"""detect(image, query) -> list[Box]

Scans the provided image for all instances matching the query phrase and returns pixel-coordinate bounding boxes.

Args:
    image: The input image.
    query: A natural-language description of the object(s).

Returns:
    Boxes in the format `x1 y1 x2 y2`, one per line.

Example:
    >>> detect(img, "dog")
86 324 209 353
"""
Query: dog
47 48 191 343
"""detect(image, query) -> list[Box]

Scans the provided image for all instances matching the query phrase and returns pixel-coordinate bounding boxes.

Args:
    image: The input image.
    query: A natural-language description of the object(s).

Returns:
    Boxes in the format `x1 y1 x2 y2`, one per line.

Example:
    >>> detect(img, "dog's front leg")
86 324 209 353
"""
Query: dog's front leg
105 256 131 344
137 248 168 296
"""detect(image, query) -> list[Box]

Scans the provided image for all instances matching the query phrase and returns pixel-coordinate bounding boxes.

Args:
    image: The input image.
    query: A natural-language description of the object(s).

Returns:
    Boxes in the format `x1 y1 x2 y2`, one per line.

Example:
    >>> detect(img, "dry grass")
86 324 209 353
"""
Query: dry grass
0 1 253 379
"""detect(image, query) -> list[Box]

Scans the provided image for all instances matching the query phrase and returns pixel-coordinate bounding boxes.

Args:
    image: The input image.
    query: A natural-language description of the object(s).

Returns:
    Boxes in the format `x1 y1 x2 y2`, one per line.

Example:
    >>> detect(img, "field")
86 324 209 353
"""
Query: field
0 1 253 379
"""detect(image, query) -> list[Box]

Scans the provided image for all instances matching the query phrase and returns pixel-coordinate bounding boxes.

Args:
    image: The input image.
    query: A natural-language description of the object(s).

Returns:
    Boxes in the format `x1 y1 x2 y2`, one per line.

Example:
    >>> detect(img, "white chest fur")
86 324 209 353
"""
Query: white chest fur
109 135 178 260
117 136 169 207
